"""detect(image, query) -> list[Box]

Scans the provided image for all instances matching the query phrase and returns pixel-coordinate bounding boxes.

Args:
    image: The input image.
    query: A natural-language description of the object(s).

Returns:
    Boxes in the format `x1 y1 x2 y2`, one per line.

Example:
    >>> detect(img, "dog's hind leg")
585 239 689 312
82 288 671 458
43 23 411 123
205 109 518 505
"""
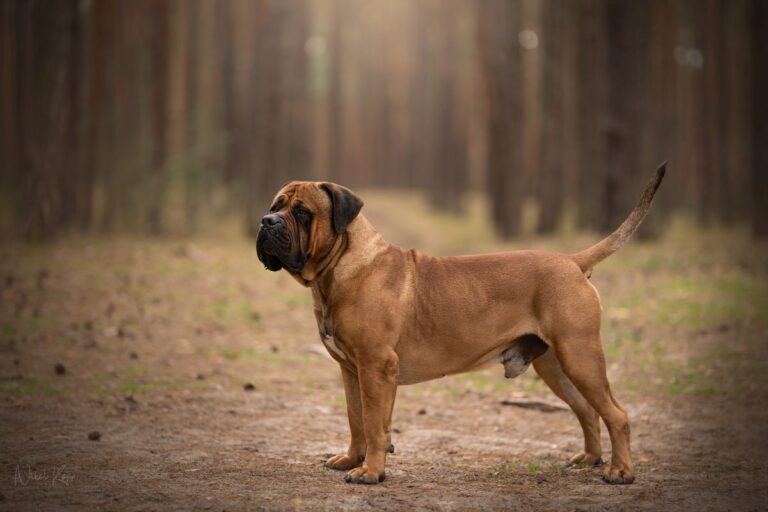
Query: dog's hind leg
554 332 634 484
533 350 603 467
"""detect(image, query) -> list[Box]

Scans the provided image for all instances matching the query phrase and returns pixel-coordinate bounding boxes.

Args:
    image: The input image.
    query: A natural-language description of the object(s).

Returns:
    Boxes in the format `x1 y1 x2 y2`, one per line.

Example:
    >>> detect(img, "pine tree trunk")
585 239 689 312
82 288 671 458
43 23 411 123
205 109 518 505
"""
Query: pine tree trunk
480 0 525 237
752 0 768 237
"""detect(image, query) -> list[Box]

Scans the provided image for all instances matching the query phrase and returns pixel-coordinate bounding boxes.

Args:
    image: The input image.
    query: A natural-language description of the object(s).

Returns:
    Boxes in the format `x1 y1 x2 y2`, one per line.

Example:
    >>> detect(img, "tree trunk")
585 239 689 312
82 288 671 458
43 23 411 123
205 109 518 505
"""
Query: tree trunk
538 0 565 234
752 0 768 237
479 0 525 237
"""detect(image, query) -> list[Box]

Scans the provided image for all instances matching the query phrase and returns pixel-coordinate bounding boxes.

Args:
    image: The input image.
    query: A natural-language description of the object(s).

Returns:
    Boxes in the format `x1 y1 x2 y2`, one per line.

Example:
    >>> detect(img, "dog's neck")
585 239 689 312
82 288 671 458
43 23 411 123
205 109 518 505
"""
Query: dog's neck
296 230 348 285
297 214 389 291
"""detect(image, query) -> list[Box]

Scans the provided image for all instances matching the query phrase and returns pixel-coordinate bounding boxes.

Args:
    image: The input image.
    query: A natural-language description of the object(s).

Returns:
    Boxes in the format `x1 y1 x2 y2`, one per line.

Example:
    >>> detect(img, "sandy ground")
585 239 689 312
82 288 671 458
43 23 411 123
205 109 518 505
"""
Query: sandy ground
2 193 767 511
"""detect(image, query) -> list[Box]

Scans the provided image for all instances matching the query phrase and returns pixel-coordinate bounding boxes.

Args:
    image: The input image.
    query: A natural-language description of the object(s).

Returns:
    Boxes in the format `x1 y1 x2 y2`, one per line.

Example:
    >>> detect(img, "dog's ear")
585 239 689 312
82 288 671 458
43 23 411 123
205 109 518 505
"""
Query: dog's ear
320 183 363 234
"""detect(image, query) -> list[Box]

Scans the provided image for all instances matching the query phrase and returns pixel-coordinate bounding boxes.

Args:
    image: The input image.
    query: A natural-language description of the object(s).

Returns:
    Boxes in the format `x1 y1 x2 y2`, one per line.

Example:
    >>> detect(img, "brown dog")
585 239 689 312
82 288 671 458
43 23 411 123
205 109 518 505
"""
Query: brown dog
257 163 666 485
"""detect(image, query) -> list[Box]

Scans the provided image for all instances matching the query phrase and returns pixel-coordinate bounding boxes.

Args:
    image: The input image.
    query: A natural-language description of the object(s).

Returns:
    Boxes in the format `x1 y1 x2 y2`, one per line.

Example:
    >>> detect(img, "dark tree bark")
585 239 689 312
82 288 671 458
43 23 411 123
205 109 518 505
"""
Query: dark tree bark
538 0 565 234
575 0 607 231
479 0 525 237
722 0 751 223
641 0 677 236
700 0 727 226
752 0 768 237
410 9 436 192
599 0 648 233
0 0 759 239
431 4 468 214
217 0 237 186
12 0 83 240
147 0 170 234
0 0 21 238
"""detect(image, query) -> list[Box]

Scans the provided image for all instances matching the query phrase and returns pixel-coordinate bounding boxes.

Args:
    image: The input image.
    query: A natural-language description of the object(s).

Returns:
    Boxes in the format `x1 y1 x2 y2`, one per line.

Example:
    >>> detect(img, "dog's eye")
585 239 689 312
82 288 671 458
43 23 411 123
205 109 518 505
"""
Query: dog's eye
293 205 312 218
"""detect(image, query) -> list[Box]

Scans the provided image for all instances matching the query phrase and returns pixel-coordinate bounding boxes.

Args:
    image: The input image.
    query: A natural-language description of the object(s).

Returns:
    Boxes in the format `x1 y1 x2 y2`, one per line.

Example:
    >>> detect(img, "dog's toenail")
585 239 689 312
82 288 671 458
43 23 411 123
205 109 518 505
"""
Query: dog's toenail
344 474 352 482
387 444 394 454
358 455 365 463
378 472 386 482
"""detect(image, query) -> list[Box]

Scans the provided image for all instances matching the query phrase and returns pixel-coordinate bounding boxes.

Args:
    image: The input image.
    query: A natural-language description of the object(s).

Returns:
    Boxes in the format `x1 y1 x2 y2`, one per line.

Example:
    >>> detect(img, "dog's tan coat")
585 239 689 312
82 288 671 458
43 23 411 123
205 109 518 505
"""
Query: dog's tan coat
260 165 666 485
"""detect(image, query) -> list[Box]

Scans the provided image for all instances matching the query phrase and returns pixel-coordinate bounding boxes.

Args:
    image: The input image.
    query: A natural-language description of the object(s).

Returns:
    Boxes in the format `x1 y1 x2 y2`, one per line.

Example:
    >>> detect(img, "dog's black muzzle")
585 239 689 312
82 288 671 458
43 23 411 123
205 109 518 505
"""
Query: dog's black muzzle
256 214 305 273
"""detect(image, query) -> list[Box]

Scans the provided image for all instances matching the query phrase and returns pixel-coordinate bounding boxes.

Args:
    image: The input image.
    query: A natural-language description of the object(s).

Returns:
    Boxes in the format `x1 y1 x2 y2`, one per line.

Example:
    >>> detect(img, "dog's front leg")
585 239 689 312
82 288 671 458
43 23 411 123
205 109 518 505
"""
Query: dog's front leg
325 364 366 470
344 351 398 484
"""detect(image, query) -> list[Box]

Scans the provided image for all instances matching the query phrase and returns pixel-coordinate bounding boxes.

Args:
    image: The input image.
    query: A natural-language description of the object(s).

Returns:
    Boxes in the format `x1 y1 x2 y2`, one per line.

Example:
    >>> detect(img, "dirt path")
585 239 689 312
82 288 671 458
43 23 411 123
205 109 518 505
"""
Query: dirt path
1 202 767 510
3 380 766 511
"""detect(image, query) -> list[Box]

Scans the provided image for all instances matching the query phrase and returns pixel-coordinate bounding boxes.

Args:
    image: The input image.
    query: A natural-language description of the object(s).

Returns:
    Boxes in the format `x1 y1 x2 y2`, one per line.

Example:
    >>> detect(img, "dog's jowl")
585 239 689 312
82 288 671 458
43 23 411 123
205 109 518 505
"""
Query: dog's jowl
257 164 666 485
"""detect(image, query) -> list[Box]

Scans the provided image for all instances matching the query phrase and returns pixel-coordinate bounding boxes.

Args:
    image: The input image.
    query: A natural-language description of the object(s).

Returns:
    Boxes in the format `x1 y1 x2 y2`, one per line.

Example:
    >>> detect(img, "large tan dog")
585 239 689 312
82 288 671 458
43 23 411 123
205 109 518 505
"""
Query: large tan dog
256 163 666 485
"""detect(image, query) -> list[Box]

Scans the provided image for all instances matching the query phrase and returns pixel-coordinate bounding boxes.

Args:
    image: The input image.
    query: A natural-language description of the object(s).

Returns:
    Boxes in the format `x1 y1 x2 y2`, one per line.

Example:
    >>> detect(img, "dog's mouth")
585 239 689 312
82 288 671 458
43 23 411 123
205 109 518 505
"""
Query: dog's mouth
256 226 305 273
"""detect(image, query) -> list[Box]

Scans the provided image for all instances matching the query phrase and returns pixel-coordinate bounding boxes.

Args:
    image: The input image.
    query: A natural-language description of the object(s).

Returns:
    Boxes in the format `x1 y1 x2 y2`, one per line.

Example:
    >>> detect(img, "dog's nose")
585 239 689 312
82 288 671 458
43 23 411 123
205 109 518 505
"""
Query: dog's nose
261 214 282 227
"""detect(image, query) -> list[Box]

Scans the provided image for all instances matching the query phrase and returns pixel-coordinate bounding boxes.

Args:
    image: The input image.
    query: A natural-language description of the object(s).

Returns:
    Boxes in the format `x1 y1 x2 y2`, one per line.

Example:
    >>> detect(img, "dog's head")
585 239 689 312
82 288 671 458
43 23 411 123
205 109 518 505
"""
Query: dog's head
256 182 363 275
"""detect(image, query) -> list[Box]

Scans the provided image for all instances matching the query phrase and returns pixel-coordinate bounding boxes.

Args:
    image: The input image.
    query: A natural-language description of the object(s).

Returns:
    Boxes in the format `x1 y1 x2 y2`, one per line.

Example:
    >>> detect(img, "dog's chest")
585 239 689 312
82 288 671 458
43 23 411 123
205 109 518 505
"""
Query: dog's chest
311 287 349 362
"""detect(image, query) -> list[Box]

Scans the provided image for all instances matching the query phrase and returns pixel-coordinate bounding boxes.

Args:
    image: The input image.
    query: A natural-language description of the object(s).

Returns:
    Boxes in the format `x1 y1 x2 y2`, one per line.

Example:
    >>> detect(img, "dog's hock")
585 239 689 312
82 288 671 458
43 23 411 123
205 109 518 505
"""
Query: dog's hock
501 335 549 379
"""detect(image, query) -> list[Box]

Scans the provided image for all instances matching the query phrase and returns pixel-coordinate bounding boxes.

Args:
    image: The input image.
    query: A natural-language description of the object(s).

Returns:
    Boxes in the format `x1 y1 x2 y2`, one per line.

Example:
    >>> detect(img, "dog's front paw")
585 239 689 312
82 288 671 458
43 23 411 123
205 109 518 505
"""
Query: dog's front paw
566 451 604 468
601 465 635 484
325 453 363 471
343 465 386 484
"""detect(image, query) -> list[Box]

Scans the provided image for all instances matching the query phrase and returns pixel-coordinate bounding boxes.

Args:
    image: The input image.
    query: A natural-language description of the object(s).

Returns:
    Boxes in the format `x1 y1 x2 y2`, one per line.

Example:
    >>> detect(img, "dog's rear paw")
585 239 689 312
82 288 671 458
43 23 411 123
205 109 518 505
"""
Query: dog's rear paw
325 453 363 471
565 451 604 468
601 465 635 484
343 466 386 484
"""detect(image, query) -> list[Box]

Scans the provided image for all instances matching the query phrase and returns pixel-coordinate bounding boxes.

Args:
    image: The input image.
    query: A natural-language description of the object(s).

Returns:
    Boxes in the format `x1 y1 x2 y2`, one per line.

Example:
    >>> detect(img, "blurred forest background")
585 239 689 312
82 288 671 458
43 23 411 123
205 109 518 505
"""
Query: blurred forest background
2 3 768 509
0 0 766 241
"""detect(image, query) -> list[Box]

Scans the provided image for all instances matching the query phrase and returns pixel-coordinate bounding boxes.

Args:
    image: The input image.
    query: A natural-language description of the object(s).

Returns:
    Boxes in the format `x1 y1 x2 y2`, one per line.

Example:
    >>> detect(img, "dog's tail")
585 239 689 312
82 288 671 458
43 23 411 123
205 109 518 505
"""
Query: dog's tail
571 162 667 276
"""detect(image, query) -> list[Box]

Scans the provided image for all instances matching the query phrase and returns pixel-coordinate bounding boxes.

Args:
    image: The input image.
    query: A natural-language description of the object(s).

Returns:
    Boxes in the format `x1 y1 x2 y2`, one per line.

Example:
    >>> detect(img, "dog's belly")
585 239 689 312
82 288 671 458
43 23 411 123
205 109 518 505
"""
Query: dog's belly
395 321 542 385
395 344 504 385
391 251 558 385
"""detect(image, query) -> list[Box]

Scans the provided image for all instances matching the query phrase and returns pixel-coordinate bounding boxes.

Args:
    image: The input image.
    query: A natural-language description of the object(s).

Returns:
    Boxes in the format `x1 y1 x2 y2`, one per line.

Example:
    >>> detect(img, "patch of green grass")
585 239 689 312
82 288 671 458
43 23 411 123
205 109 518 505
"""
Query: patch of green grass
1 322 16 336
450 372 491 392
637 255 666 274
17 377 61 397
0 314 62 343
218 347 259 362
195 299 262 323
443 459 458 470
495 459 518 475
514 373 543 395
494 459 550 477
281 291 313 307
622 273 768 330
603 340 621 359
526 462 541 473
454 369 528 394
88 367 211 397
220 348 239 360
116 377 203 394
445 386 466 397
659 357 726 396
